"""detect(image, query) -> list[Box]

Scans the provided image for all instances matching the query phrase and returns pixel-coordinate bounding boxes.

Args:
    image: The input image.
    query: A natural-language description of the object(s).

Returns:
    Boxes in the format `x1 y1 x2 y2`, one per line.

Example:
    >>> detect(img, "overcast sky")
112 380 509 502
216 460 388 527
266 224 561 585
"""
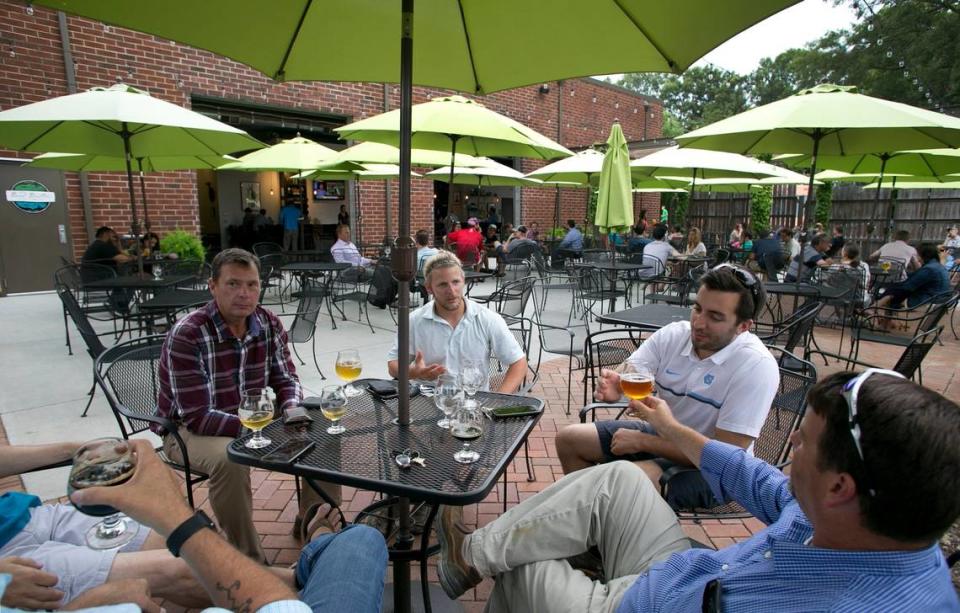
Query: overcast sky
692 0 857 74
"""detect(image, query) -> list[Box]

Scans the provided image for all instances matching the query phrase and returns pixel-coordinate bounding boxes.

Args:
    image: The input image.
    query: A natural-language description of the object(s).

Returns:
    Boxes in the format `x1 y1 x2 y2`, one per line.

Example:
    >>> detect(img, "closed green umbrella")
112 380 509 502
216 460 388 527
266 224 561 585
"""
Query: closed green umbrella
0 83 263 272
595 123 633 234
25 151 237 231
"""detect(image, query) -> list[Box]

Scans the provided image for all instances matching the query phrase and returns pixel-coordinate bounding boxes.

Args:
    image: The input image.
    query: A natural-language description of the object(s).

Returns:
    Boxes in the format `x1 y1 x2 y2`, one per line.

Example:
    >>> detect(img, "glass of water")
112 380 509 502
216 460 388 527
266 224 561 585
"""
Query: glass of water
451 398 483 464
434 373 462 429
459 360 486 400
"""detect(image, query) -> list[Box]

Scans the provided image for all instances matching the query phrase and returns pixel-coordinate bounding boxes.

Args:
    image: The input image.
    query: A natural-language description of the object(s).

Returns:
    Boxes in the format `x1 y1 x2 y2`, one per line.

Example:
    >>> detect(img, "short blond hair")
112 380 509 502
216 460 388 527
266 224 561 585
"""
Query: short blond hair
423 250 462 281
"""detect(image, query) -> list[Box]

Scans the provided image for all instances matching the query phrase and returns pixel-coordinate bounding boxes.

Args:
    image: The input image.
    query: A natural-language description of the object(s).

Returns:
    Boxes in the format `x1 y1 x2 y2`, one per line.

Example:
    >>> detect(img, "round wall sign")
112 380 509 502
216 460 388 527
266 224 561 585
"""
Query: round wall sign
6 179 55 214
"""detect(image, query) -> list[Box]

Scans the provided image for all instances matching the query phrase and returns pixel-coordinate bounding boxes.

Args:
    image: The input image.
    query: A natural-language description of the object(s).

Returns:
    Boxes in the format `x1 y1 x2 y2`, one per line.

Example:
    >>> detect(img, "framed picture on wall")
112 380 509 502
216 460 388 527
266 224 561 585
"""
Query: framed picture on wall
240 182 260 210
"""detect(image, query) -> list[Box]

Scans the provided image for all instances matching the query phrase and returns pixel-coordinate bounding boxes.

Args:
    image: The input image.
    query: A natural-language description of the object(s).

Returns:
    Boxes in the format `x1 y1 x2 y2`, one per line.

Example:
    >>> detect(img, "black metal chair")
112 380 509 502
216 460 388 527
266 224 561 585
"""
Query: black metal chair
56 284 113 418
474 275 536 323
531 276 590 415
94 335 209 508
330 266 375 332
252 241 283 259
579 346 817 520
811 326 942 382
755 300 823 362
582 327 646 409
54 264 118 355
812 265 864 353
278 276 331 379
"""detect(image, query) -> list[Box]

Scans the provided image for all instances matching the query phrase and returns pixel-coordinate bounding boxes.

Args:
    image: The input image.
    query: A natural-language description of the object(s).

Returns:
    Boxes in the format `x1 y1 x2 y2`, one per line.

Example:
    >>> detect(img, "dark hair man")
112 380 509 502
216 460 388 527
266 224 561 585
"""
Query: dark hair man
870 229 922 281
556 264 778 510
551 219 583 269
437 370 960 611
153 248 336 561
785 234 833 283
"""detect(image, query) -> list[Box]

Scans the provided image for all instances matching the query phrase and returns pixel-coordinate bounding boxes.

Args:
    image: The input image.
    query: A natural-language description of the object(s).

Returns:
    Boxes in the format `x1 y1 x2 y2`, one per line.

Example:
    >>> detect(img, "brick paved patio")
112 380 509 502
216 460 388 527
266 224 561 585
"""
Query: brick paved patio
3 324 958 611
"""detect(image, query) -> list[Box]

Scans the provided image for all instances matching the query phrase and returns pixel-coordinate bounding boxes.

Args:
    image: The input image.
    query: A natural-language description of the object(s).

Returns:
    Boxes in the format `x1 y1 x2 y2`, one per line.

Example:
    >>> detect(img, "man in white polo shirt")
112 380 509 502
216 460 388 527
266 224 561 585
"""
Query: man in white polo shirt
387 251 526 392
556 264 780 509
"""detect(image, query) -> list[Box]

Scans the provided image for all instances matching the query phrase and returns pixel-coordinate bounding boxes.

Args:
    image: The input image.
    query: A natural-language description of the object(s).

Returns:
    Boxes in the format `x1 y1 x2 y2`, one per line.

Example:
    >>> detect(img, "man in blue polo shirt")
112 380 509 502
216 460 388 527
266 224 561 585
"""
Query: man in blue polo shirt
279 202 301 251
436 370 960 611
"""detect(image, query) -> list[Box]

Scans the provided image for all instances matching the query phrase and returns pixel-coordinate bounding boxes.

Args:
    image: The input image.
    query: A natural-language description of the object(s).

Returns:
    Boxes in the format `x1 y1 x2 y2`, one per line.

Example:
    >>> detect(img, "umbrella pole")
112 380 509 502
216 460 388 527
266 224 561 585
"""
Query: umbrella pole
355 180 362 244
446 134 461 214
887 176 899 242
121 124 144 276
392 3 417 610
797 131 821 283
874 154 890 242
137 158 151 233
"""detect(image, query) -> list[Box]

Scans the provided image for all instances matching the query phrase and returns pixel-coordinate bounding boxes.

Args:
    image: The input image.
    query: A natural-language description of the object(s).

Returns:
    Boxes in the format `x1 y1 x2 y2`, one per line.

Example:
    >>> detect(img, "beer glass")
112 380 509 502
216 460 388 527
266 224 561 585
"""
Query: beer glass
320 385 348 434
451 398 483 464
336 349 363 397
620 364 655 401
67 438 141 549
239 390 274 449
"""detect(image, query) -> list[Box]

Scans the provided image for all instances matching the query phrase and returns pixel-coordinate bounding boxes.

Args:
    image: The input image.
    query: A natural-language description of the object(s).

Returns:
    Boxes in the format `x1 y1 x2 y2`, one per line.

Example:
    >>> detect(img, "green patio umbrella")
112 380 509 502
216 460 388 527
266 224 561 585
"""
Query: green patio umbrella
0 83 263 272
675 84 960 239
525 149 606 229
813 169 912 183
776 148 960 177
25 151 237 231
325 141 489 169
425 159 543 187
863 177 960 189
219 136 357 172
595 123 633 235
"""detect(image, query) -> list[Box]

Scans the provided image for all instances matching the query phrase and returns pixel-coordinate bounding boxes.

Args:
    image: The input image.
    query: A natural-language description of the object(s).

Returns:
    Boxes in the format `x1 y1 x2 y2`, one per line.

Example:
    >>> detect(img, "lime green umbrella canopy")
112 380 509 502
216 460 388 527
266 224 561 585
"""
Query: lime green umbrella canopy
24 151 237 172
863 178 960 189
325 141 489 169
776 148 960 178
595 123 633 232
630 146 783 180
297 164 420 181
219 136 360 172
0 83 263 156
35 0 800 94
425 159 542 187
525 149 606 185
814 169 912 183
687 175 822 193
337 95 572 160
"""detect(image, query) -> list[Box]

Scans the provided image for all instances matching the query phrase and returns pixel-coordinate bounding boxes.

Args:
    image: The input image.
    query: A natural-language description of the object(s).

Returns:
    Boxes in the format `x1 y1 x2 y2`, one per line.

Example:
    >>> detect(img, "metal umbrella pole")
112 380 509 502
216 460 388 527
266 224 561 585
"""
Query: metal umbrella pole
121 123 144 275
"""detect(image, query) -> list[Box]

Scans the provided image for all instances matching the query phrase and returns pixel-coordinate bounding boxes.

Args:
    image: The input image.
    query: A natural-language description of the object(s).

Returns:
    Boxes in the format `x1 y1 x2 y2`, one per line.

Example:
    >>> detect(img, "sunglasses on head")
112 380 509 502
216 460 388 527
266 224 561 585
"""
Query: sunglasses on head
711 263 762 315
840 369 906 497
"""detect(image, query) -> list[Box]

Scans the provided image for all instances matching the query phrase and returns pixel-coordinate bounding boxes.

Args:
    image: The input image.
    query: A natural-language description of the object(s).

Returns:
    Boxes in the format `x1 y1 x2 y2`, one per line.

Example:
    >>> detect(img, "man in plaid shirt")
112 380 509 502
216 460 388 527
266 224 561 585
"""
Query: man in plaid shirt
153 249 325 560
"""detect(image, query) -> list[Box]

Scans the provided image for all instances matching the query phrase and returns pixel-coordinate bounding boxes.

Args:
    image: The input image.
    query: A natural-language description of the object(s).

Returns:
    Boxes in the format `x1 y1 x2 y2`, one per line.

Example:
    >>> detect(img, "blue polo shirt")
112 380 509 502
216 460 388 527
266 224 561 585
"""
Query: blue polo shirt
0 492 40 549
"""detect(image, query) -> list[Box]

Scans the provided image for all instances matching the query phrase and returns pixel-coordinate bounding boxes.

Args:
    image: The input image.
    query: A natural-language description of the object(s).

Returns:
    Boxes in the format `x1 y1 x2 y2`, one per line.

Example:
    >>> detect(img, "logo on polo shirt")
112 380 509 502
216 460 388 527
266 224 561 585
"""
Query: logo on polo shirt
704 373 715 385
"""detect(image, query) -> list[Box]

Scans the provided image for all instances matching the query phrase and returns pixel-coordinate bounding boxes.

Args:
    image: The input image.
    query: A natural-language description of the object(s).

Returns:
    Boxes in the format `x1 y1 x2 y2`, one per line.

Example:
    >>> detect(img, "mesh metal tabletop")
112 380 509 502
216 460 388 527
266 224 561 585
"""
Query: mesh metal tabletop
763 282 847 300
281 261 351 273
596 304 691 328
227 388 542 505
138 289 210 311
82 274 196 290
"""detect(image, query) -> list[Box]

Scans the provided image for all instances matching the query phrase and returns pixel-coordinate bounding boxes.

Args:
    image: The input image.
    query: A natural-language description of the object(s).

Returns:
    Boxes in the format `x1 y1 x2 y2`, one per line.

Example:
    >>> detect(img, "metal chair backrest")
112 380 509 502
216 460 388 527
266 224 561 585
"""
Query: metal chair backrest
531 276 589 355
712 248 731 266
95 335 166 437
583 328 644 401
288 277 326 344
55 284 107 359
78 261 116 284
816 265 863 305
917 291 955 334
776 300 823 357
253 242 283 258
892 326 942 379
487 275 536 320
366 263 399 309
639 254 666 278
488 316 537 393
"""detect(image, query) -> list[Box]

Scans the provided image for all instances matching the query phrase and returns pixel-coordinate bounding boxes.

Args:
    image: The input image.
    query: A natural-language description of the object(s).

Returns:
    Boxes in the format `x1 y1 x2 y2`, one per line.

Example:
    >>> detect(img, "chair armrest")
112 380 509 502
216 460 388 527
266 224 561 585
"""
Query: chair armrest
114 404 177 435
579 402 629 423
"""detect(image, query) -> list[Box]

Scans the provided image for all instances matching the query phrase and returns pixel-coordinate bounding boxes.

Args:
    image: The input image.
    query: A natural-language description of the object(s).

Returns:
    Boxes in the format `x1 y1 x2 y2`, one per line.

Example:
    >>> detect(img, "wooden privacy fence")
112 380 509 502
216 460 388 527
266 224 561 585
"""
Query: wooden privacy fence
673 183 960 253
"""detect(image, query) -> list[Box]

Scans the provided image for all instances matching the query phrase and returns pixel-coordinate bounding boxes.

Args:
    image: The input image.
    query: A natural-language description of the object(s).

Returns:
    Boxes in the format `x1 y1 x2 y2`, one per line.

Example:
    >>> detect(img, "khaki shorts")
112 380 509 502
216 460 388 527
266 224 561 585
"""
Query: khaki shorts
0 503 149 603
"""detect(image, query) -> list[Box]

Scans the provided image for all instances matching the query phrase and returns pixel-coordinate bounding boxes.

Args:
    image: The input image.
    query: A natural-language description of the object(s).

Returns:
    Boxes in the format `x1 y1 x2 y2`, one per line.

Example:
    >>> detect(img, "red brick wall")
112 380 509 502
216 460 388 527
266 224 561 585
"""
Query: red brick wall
0 1 662 258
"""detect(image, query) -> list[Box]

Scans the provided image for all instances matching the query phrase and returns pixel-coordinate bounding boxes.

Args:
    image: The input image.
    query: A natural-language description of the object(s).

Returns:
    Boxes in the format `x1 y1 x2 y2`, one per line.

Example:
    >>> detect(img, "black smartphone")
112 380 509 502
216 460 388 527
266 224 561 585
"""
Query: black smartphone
283 405 313 425
701 579 722 613
491 405 541 418
261 439 316 465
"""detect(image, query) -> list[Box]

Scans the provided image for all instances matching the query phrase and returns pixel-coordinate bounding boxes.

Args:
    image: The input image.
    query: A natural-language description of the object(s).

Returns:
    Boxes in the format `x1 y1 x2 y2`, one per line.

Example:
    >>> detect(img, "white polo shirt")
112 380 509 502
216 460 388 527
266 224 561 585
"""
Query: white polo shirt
641 240 678 276
387 298 524 390
625 321 779 444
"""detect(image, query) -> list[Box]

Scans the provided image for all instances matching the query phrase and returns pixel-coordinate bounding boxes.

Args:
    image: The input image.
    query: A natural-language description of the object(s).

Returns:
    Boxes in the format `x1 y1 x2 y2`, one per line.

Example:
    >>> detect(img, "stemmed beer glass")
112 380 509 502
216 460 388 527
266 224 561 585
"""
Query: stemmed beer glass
336 350 363 397
238 390 274 449
67 437 141 549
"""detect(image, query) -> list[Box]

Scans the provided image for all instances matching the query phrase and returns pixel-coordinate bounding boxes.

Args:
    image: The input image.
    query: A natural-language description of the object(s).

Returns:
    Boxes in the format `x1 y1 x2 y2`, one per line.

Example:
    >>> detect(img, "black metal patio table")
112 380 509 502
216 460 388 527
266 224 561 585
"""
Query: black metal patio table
82 273 196 291
280 261 352 274
596 303 691 329
227 387 543 613
575 261 651 313
463 269 492 295
137 289 210 324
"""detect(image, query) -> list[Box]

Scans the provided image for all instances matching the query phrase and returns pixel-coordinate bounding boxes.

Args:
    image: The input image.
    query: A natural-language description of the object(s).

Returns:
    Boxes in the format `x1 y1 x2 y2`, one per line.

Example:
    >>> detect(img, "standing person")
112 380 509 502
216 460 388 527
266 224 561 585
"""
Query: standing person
827 225 846 258
637 209 648 235
869 230 922 281
785 234 834 283
555 264 778 508
486 206 500 227
683 227 706 256
435 371 960 611
387 251 526 392
252 208 272 235
337 204 350 227
551 219 584 269
445 218 484 269
279 202 301 251
153 249 337 561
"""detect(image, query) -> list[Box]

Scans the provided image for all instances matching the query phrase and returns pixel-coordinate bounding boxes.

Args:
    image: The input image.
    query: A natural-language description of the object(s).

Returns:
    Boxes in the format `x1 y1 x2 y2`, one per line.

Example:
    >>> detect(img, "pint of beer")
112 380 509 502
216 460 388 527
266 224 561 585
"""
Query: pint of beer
620 365 655 400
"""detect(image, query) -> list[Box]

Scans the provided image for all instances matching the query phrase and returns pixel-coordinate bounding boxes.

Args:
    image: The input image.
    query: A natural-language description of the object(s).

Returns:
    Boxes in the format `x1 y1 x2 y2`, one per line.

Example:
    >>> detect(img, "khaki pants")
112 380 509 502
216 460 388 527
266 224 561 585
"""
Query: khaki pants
466 462 690 613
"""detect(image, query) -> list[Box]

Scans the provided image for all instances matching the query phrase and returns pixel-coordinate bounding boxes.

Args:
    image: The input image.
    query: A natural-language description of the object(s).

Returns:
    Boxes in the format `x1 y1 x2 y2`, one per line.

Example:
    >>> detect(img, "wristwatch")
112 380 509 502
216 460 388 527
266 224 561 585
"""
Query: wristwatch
166 510 216 557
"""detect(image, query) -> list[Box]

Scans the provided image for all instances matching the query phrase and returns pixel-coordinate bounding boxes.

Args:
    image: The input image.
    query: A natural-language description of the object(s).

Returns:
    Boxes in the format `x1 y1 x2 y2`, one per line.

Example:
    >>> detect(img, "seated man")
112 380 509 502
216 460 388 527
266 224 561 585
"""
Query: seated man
556 265 779 509
875 243 951 310
414 229 439 275
437 371 960 611
496 225 538 274
627 223 652 254
3 439 388 613
551 219 583 269
784 233 833 283
387 251 527 392
869 229 921 281
81 226 136 311
639 224 680 277
0 442 207 610
331 224 374 281
153 248 337 561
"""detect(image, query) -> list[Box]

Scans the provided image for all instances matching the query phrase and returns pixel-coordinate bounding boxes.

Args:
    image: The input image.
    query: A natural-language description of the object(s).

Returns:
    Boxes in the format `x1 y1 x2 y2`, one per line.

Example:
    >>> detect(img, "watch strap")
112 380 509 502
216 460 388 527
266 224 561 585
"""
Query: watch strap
166 510 215 557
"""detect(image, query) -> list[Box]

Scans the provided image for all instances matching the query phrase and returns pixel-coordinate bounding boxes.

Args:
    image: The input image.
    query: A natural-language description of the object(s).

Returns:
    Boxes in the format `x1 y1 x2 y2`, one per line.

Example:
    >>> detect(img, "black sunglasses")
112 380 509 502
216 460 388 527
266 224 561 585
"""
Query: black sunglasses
711 263 762 315
841 369 906 497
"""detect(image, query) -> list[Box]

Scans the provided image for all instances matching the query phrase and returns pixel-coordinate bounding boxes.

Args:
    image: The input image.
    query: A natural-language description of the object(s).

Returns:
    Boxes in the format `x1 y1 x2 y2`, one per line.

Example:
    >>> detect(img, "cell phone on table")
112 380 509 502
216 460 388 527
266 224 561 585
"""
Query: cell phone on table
261 439 316 465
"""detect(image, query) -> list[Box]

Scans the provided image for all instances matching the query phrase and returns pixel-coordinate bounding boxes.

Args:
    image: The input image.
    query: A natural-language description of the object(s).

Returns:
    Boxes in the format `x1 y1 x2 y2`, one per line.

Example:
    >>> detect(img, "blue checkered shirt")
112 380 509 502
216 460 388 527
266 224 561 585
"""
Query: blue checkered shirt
616 441 958 612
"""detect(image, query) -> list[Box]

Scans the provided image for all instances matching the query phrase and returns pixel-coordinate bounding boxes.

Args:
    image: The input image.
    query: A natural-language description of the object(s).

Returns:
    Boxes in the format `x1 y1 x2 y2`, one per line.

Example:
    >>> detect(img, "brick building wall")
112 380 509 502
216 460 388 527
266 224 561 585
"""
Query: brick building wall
0 1 662 259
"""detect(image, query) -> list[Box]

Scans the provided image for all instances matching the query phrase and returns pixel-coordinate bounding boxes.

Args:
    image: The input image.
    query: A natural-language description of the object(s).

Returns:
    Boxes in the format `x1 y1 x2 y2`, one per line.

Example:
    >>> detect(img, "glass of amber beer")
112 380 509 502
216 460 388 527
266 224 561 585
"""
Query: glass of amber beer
619 364 655 401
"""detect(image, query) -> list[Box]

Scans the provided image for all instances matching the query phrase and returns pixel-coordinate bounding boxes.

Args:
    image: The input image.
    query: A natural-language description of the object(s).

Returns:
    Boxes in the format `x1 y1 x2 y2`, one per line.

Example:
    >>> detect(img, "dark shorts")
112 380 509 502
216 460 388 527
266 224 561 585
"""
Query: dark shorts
595 420 720 511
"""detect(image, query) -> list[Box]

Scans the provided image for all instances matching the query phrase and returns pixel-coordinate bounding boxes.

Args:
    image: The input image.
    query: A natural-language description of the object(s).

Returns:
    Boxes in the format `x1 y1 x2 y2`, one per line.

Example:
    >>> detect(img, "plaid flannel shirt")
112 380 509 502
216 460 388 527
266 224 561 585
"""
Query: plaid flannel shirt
153 301 302 438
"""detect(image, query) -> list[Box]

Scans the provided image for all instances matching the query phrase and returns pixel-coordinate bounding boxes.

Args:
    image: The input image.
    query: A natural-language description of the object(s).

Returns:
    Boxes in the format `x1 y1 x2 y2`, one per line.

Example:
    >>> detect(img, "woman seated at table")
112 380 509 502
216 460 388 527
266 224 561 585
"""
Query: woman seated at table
838 244 871 307
875 243 950 310
682 227 706 257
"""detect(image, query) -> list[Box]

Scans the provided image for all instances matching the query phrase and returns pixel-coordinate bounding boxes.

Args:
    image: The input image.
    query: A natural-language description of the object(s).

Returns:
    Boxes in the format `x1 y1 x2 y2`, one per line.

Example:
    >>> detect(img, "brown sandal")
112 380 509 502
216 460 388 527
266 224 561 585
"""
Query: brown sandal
298 503 345 543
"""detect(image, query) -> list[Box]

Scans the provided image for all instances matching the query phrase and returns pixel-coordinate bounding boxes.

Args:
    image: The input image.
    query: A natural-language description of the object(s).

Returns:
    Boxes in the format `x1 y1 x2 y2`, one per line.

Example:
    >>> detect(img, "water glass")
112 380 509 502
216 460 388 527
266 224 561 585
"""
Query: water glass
434 374 462 429
459 360 486 399
451 399 482 464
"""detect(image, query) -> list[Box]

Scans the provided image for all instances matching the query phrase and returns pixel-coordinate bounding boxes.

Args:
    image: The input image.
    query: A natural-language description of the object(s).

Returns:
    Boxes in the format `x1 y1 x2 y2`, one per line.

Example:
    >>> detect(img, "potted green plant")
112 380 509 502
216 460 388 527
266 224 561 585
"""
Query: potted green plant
159 229 206 262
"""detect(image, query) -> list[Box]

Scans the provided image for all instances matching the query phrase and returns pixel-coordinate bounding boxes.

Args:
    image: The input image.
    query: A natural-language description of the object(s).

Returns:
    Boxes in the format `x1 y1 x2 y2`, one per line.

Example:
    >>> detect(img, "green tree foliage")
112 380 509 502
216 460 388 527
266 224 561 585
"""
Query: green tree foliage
749 186 773 236
815 181 834 226
669 192 689 228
